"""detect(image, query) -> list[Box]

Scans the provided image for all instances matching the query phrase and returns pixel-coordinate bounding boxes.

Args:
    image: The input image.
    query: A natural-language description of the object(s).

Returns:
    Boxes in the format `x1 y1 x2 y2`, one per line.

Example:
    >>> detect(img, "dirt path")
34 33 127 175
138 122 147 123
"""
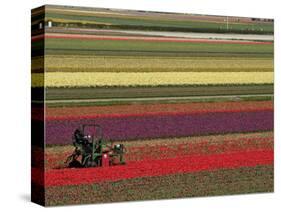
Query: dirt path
45 28 274 41
42 94 273 105
33 33 273 44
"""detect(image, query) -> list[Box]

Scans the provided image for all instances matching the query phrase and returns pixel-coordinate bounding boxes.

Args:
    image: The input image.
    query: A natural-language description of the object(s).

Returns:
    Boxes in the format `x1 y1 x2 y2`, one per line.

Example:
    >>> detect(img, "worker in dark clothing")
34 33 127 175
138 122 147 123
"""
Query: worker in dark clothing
74 129 89 145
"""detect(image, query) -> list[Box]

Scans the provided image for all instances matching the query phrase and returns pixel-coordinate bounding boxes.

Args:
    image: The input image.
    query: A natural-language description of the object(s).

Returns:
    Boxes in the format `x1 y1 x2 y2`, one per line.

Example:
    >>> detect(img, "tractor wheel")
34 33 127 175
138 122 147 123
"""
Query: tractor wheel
84 158 97 168
68 159 83 168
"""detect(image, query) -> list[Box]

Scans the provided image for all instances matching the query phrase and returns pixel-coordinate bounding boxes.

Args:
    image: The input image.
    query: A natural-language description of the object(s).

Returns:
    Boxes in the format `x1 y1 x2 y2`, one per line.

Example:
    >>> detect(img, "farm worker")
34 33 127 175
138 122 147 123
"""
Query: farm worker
74 129 89 145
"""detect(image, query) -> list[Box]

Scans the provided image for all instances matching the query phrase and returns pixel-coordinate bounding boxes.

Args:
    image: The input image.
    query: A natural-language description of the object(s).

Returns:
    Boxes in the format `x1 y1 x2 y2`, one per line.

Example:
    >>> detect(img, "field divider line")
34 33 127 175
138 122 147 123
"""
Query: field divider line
42 94 274 104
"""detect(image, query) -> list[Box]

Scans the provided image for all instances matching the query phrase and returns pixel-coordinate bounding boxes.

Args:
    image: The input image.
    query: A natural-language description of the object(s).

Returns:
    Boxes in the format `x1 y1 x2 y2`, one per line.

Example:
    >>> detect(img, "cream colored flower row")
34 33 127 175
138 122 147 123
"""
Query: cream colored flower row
32 72 274 87
32 56 274 72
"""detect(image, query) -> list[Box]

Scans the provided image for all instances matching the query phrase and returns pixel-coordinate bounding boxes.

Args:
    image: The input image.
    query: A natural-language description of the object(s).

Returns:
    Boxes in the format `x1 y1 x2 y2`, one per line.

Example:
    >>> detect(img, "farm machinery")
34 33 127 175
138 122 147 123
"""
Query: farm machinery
65 124 126 168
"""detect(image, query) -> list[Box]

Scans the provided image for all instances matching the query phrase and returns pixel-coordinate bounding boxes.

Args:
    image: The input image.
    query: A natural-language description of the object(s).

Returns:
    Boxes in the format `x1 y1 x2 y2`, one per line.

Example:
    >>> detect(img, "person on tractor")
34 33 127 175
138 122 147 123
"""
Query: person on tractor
74 128 90 145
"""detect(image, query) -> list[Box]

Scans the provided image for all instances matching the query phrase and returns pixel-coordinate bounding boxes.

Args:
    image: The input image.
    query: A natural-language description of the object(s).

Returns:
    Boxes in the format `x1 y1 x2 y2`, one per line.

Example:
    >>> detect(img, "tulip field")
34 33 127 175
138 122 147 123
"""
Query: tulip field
31 5 274 206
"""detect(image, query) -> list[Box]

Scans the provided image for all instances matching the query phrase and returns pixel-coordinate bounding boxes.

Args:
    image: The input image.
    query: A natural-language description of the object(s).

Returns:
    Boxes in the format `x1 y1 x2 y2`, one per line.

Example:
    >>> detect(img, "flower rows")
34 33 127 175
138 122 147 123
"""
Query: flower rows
42 55 273 73
45 110 273 145
45 101 273 121
44 131 273 170
32 72 273 87
39 150 273 187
